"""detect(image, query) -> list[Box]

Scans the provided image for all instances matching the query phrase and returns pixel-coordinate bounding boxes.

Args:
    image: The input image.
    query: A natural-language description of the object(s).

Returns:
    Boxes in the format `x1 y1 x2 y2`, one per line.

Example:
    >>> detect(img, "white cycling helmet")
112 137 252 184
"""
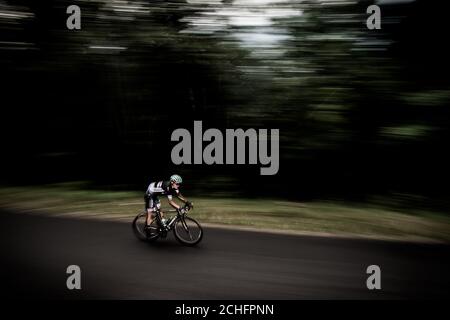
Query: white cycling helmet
170 174 183 184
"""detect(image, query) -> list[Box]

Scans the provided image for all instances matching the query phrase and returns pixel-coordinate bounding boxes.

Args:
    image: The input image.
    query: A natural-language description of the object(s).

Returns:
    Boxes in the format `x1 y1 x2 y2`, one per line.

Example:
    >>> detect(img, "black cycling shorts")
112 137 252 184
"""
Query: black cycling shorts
144 193 161 210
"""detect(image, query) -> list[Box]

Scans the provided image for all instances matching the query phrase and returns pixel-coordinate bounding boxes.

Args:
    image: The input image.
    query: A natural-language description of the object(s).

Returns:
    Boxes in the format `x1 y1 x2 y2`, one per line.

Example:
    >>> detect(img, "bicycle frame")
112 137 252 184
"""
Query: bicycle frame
151 207 190 231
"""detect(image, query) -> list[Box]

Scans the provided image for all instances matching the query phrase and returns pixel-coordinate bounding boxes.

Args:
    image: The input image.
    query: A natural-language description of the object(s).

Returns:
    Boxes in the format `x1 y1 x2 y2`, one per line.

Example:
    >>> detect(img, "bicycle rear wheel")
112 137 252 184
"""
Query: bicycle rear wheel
132 212 159 241
174 217 203 246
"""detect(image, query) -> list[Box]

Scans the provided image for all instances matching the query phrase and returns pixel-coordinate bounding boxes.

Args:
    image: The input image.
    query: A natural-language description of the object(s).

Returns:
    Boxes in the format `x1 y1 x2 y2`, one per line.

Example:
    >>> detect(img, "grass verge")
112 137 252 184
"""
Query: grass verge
1 182 449 242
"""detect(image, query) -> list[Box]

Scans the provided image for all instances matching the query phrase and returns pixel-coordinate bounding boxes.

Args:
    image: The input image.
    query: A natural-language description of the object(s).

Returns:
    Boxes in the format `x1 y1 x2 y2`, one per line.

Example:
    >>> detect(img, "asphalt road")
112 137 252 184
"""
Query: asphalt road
1 210 449 299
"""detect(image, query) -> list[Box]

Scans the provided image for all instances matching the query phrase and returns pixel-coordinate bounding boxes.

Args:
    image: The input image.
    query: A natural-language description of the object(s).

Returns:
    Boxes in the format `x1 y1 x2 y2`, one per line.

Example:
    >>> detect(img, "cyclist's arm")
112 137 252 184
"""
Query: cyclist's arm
167 195 182 210
177 194 188 203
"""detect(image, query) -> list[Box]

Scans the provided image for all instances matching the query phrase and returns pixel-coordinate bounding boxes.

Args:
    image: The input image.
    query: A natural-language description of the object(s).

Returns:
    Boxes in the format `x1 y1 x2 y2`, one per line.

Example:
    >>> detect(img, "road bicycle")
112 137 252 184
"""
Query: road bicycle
132 202 203 246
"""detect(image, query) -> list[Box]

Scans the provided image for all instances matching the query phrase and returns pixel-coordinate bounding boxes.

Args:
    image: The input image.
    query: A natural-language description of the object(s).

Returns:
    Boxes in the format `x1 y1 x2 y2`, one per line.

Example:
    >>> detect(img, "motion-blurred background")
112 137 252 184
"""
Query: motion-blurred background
1 0 450 229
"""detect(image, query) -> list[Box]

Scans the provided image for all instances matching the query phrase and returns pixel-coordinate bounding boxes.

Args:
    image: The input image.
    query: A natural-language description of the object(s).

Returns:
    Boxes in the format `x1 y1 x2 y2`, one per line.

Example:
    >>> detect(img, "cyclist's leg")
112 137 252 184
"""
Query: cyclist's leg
154 198 163 221
145 194 154 226
146 196 161 226
158 198 164 219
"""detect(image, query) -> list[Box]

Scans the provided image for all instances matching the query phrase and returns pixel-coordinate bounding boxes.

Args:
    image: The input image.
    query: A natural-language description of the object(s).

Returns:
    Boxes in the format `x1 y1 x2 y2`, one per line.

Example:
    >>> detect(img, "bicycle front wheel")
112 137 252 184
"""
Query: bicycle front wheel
174 217 203 246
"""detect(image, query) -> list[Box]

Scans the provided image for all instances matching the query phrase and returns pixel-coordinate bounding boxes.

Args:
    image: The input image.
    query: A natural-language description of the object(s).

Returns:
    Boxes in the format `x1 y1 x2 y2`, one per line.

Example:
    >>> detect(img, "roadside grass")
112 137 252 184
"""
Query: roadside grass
1 182 449 242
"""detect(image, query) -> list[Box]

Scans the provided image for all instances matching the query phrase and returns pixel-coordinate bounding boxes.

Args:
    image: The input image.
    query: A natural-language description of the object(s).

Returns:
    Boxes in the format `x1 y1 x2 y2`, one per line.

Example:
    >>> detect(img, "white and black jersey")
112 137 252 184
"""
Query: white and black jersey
146 180 180 204
145 180 180 210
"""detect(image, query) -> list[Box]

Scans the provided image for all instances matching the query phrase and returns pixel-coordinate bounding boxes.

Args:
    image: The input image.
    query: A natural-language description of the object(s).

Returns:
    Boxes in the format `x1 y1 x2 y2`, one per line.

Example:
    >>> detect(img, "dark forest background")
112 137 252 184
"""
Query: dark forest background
1 0 450 210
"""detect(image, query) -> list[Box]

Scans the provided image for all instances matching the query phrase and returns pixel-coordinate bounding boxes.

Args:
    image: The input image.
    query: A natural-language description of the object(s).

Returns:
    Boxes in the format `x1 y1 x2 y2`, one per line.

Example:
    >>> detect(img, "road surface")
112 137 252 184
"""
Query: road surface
1 210 449 299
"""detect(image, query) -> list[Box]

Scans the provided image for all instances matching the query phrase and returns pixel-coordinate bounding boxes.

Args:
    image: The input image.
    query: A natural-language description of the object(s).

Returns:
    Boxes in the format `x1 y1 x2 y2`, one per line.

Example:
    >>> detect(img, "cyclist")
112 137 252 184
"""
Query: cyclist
144 174 191 230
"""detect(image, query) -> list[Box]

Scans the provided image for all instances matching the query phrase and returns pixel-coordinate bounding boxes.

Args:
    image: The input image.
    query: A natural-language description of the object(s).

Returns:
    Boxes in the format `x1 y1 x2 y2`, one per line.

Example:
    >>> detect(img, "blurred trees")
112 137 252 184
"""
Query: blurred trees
1 0 449 209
